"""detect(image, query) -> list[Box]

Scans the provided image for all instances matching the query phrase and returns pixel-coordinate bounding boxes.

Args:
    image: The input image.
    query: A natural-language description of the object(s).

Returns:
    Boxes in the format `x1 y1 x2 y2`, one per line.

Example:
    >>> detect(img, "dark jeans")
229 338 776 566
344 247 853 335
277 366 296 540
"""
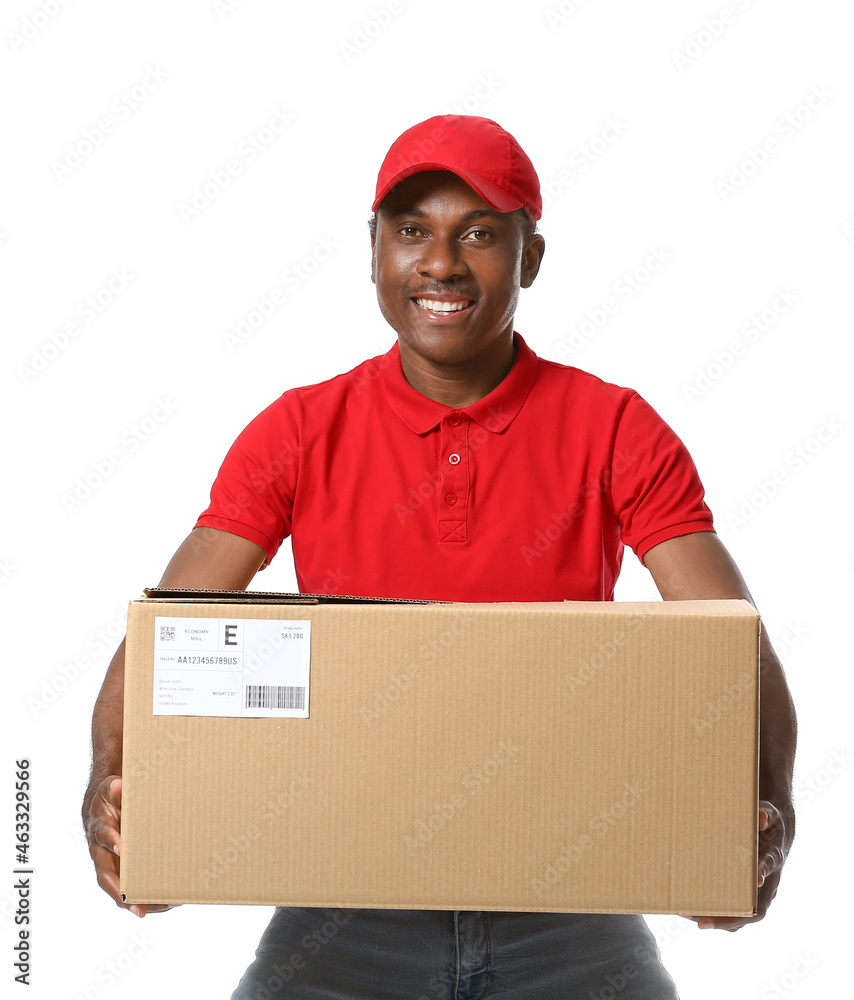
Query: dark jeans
230 908 680 999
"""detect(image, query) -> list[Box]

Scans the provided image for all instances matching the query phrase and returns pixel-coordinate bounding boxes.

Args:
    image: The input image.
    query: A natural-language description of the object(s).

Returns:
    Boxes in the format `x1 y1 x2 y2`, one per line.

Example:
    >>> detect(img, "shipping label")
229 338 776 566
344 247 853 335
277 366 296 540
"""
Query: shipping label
152 616 311 718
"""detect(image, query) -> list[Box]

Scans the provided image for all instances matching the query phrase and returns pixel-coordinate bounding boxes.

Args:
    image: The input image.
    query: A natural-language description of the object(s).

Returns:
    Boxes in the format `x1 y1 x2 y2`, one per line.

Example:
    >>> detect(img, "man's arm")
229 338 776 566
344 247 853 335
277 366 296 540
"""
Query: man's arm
642 530 797 931
82 527 268 917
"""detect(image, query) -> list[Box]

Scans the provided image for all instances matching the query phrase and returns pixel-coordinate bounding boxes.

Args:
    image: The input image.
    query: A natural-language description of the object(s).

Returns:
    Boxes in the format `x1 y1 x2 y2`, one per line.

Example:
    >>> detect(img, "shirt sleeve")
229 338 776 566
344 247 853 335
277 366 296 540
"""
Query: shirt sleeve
608 391 715 562
194 394 300 564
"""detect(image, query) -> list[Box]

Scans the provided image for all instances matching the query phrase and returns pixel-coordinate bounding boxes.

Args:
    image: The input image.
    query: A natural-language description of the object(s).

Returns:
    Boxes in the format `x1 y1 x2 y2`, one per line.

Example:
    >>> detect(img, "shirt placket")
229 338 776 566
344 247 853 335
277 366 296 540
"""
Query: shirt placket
438 412 469 543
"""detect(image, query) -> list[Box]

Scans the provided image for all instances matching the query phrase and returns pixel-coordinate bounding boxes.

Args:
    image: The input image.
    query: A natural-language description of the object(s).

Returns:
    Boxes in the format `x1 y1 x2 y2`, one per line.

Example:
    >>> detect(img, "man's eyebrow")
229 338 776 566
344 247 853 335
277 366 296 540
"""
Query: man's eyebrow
460 209 501 221
387 207 504 222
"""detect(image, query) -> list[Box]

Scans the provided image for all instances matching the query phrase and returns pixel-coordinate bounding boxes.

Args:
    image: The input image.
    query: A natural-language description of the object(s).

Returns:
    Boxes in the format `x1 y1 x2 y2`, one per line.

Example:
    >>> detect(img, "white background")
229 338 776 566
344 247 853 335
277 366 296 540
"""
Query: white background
2 0 852 997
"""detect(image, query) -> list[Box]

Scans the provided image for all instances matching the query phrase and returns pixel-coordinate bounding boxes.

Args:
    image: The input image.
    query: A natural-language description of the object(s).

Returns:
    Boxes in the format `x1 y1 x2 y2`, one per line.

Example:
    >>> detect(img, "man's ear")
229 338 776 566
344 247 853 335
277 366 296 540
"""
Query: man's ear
370 230 377 284
521 233 546 289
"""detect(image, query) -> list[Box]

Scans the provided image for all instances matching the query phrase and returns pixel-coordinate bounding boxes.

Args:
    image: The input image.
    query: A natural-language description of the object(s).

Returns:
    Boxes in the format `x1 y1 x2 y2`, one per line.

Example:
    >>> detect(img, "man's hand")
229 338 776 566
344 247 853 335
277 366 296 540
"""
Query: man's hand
84 775 178 918
83 526 267 916
643 532 798 930
684 800 793 931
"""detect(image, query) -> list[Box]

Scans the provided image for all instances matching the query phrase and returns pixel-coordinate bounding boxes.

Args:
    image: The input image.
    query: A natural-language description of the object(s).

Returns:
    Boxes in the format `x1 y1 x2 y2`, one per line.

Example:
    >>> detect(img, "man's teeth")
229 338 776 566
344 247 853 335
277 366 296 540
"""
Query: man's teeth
415 298 471 314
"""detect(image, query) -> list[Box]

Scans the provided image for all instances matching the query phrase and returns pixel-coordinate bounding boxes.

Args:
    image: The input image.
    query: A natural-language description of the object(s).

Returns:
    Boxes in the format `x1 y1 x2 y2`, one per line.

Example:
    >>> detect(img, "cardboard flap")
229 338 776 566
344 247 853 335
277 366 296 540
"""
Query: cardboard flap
142 587 441 605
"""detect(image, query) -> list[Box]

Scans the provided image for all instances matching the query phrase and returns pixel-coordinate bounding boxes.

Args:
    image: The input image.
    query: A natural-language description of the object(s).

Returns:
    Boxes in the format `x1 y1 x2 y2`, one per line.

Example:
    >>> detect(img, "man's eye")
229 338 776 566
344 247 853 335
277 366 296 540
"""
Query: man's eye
467 229 491 241
400 226 421 237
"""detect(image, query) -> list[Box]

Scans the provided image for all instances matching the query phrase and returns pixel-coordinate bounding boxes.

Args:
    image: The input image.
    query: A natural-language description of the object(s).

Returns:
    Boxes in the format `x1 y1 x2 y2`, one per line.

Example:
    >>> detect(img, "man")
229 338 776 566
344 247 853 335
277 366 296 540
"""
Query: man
84 115 796 999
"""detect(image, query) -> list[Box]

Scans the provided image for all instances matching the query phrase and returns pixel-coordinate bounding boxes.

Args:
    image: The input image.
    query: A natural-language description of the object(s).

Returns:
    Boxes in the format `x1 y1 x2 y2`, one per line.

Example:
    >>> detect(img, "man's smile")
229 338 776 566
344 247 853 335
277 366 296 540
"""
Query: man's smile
410 294 476 321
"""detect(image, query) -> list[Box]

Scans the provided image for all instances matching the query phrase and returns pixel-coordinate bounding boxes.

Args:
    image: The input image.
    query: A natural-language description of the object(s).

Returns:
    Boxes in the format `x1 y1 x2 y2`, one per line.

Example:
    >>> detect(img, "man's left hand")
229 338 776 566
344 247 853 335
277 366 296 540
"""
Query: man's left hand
685 800 792 932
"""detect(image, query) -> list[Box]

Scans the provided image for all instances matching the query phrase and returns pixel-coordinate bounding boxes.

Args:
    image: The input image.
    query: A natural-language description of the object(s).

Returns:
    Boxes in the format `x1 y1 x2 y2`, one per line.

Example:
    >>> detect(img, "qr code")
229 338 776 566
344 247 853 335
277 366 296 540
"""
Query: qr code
159 625 176 641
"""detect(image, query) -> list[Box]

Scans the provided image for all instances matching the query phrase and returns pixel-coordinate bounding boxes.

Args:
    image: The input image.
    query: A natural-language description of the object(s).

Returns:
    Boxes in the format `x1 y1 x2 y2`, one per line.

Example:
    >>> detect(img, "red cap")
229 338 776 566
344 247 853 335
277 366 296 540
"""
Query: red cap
372 115 542 223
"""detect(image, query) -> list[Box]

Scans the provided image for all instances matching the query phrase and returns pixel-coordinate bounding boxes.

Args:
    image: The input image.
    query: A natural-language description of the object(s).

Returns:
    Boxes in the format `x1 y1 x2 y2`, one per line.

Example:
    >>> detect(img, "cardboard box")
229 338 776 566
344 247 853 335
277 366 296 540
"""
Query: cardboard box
120 591 759 915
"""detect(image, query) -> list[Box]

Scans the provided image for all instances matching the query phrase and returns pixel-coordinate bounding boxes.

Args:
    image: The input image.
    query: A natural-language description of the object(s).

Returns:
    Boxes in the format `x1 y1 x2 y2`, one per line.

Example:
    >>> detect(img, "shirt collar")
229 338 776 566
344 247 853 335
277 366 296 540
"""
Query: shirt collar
380 332 540 435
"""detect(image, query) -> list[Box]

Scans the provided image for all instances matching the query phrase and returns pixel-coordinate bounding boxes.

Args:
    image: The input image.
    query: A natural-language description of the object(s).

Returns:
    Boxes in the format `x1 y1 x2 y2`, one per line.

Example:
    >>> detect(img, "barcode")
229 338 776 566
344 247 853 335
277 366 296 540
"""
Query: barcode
160 626 176 641
245 684 305 710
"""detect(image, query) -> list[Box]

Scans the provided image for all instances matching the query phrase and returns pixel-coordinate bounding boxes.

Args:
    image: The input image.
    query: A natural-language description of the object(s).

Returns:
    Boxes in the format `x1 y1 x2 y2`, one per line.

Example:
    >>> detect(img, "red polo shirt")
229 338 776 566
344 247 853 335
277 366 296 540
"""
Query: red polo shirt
195 333 714 601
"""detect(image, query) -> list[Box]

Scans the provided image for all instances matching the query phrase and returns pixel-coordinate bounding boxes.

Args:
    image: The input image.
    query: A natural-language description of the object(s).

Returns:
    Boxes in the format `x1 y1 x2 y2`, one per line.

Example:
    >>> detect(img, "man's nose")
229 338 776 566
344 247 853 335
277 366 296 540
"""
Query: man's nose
416 235 469 282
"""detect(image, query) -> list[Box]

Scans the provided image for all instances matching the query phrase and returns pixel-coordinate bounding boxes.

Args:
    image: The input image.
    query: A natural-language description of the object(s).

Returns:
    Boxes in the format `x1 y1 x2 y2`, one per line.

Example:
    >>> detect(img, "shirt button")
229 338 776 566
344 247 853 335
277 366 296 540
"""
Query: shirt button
448 417 461 427
448 453 461 465
445 493 457 505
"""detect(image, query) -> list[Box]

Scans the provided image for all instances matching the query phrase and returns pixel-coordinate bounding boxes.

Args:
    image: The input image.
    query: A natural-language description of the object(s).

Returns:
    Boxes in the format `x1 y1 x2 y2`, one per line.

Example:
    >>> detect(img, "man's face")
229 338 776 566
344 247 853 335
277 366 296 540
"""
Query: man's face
371 171 544 368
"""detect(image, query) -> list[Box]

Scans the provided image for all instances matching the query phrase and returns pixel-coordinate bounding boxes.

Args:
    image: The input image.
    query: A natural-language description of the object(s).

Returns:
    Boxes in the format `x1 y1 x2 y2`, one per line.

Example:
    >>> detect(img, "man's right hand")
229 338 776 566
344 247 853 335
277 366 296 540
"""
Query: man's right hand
84 775 178 918
84 526 267 917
